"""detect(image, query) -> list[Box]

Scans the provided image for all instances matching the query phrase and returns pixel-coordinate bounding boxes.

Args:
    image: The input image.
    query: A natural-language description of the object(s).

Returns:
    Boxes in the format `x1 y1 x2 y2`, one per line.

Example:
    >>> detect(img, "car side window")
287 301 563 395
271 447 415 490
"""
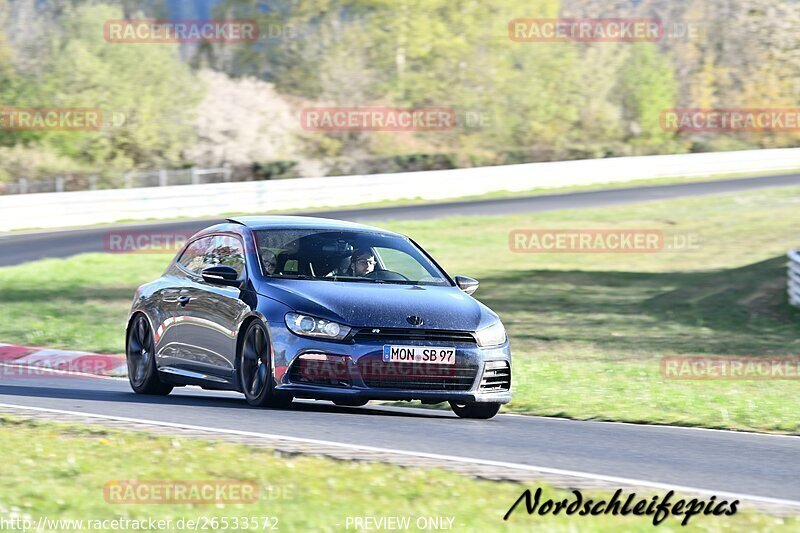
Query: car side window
178 237 215 275
204 235 246 277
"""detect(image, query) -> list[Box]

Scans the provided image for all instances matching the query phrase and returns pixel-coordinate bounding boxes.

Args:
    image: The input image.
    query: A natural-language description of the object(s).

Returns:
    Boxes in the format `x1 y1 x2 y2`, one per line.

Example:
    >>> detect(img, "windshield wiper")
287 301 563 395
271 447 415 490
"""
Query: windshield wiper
267 274 430 285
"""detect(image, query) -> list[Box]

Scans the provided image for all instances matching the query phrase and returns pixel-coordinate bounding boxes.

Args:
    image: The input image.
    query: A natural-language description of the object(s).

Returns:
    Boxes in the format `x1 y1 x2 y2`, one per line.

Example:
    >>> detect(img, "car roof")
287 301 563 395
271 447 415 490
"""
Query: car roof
226 215 403 237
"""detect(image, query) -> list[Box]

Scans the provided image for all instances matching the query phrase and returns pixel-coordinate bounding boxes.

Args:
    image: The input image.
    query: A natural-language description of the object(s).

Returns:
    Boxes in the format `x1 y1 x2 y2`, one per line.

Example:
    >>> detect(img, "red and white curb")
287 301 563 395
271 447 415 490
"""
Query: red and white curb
0 343 126 377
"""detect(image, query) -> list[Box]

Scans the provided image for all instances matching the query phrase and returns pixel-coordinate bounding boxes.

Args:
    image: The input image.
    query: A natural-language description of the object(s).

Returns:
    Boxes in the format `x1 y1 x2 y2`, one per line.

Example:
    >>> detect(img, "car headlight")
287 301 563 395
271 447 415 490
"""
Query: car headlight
475 321 506 347
285 313 351 341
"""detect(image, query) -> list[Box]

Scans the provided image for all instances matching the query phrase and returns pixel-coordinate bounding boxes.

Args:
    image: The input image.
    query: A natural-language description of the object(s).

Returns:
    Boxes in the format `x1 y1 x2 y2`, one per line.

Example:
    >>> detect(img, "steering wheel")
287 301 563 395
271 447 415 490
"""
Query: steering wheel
363 269 409 281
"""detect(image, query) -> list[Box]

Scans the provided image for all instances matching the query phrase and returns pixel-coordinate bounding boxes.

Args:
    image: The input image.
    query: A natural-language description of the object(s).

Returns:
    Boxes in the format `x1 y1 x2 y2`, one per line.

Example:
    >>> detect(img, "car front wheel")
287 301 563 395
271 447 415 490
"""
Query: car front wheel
449 401 501 419
238 321 293 408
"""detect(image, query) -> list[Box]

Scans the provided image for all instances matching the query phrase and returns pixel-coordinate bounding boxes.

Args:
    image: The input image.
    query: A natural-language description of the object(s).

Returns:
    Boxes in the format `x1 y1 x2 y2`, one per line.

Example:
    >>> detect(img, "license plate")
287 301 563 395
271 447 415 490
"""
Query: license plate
382 345 456 365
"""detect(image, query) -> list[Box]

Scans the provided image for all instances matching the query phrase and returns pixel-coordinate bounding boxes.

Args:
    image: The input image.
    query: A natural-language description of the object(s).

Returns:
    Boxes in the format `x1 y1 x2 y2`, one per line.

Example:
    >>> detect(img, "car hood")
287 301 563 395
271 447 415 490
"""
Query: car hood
257 279 497 331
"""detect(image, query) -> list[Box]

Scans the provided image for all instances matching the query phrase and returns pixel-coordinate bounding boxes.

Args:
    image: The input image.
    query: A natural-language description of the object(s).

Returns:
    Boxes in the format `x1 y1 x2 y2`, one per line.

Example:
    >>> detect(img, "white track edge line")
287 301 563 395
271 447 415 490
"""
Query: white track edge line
0 402 796 509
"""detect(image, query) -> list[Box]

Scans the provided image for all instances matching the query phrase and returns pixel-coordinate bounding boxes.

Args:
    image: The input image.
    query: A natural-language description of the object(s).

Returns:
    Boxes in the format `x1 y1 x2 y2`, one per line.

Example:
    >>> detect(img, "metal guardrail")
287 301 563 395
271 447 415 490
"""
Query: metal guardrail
789 250 800 308
0 167 230 195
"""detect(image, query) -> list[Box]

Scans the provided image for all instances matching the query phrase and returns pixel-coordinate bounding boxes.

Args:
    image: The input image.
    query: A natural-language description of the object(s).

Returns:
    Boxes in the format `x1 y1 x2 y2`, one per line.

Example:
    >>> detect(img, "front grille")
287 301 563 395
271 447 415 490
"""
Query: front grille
352 328 476 344
357 356 478 391
479 360 511 392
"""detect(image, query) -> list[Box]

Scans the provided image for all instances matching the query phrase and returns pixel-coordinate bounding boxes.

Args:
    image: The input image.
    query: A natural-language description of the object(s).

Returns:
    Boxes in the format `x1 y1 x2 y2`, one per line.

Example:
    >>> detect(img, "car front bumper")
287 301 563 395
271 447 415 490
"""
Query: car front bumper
270 327 512 404
278 383 512 404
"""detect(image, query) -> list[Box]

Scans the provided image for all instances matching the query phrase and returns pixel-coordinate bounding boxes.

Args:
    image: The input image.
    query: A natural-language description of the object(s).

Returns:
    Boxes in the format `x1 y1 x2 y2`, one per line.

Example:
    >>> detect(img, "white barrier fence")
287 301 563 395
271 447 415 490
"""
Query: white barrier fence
1 148 800 231
789 250 800 308
1 167 230 195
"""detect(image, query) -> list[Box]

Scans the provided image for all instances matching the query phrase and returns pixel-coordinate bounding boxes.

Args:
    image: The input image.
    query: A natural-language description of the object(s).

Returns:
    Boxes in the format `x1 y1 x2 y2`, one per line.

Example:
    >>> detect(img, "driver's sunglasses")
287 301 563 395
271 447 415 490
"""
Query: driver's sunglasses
356 259 376 266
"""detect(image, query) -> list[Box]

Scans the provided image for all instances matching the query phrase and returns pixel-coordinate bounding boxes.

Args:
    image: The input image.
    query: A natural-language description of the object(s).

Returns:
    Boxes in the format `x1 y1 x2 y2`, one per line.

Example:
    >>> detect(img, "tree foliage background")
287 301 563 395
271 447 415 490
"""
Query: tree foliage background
0 0 798 184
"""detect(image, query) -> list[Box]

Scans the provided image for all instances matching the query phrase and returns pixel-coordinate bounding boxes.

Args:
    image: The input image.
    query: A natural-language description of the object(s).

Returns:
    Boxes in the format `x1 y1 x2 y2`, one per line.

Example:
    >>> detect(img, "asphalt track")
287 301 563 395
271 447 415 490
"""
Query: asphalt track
0 373 798 505
1 174 799 506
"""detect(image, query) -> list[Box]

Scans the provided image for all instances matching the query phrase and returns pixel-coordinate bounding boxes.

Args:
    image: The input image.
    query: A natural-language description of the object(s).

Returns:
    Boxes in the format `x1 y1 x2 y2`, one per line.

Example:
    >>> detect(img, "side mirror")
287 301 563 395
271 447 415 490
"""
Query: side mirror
201 265 242 288
454 275 479 295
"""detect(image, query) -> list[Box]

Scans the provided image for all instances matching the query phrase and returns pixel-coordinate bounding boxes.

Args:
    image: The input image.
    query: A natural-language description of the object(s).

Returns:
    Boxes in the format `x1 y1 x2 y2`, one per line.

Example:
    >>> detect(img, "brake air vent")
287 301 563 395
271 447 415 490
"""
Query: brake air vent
479 360 511 392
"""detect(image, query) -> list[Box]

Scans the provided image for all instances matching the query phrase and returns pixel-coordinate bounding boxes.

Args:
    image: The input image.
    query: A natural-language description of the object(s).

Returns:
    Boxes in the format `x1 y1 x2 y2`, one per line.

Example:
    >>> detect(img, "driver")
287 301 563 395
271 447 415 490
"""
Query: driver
261 249 278 275
348 248 376 277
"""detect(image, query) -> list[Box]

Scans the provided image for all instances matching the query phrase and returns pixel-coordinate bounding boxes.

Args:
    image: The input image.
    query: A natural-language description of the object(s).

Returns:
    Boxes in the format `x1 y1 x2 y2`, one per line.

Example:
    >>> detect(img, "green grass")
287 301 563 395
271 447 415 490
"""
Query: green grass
0 415 794 531
386 187 800 432
1 186 799 432
0 253 165 352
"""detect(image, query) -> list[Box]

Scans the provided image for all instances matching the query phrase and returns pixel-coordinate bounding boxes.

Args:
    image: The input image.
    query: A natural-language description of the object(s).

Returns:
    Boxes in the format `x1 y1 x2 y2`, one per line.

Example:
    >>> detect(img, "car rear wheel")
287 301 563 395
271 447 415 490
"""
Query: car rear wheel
238 321 293 408
126 314 173 395
449 401 501 419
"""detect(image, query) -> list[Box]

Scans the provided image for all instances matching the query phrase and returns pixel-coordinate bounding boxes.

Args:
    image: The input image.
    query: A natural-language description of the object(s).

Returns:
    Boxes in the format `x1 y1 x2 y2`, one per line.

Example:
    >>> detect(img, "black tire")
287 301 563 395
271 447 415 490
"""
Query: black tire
333 399 369 407
449 401 501 419
126 314 173 395
238 321 293 408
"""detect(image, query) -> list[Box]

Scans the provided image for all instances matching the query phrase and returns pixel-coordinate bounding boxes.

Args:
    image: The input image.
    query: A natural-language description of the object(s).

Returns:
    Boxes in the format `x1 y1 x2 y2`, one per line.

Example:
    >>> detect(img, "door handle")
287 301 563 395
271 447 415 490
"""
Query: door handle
178 296 191 307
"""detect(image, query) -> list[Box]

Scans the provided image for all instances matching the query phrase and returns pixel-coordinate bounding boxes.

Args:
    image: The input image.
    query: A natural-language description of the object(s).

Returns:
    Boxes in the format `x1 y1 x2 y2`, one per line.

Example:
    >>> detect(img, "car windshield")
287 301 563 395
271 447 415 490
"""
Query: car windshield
254 229 450 286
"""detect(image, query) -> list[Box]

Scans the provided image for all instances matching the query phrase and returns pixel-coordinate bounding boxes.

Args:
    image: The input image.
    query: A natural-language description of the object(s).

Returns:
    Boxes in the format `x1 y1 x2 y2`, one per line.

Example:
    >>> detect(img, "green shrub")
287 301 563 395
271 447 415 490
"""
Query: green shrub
252 160 299 180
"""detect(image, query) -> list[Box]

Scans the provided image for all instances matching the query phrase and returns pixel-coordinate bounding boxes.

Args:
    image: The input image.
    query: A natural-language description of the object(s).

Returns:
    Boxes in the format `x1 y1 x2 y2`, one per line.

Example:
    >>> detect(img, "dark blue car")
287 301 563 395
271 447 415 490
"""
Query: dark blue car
126 216 511 418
